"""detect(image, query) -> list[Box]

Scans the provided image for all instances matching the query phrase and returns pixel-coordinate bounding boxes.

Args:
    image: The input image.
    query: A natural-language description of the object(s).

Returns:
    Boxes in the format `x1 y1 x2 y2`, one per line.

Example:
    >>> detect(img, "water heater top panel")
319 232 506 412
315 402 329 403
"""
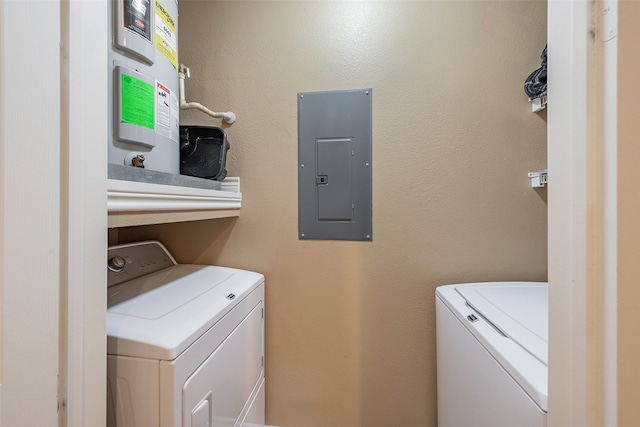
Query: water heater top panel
114 0 156 64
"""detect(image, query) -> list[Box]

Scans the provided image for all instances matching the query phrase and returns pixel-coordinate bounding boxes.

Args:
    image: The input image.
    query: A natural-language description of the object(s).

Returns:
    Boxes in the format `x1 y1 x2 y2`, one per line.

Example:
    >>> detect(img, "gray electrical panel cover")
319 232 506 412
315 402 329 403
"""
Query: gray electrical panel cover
298 88 372 241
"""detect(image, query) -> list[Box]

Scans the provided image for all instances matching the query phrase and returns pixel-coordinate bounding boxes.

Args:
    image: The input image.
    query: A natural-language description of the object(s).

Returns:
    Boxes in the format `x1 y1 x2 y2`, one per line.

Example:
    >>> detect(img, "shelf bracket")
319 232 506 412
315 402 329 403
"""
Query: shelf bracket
529 95 547 112
528 169 548 188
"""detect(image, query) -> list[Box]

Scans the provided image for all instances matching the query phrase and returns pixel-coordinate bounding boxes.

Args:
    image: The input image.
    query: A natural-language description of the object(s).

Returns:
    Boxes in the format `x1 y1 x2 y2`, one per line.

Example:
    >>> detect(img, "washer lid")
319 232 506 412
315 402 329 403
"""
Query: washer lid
107 264 264 360
456 282 548 366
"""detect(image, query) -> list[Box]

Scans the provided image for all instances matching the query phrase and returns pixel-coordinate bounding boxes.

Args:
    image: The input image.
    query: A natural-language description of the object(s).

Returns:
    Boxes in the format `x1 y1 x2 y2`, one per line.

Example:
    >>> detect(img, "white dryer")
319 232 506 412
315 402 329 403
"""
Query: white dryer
436 282 548 427
106 241 265 427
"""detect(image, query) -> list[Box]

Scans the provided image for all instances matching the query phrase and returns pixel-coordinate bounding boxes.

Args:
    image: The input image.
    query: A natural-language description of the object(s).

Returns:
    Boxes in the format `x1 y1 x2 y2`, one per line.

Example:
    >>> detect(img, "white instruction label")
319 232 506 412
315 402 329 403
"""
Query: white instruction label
155 80 171 139
170 90 179 143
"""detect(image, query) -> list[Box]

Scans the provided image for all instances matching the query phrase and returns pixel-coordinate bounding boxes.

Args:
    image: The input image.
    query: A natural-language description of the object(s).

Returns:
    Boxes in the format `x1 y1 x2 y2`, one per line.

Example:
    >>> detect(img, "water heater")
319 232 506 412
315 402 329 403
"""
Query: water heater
108 0 180 175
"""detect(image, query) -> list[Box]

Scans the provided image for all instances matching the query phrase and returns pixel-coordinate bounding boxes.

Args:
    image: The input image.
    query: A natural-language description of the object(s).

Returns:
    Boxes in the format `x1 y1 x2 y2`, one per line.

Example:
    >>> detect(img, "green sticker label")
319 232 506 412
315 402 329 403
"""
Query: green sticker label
121 74 154 129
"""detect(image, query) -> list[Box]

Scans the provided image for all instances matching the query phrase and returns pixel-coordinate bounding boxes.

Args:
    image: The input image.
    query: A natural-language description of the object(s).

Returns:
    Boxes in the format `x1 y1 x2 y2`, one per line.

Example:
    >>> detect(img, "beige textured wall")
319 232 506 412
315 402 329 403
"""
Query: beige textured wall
618 1 640 424
118 1 547 426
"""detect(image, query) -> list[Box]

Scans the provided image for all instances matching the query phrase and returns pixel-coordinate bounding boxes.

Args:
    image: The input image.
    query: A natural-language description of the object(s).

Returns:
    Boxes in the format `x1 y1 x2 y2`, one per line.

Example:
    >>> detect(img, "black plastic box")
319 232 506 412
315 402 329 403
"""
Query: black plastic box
179 126 230 181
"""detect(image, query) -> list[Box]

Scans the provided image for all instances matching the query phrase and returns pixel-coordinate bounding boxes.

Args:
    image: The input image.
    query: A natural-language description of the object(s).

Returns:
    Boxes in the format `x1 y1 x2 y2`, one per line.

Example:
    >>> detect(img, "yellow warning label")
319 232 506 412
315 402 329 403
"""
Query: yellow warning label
154 0 177 67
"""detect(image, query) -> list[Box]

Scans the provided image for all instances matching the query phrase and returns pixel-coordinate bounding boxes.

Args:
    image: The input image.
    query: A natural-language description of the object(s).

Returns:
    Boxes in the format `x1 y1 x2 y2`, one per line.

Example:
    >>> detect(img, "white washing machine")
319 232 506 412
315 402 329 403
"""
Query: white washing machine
436 282 548 427
106 241 265 427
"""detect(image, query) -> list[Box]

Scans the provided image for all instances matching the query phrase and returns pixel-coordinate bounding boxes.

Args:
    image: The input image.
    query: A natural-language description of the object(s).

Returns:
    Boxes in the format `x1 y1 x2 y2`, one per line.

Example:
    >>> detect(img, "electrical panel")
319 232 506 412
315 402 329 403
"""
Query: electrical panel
298 89 372 241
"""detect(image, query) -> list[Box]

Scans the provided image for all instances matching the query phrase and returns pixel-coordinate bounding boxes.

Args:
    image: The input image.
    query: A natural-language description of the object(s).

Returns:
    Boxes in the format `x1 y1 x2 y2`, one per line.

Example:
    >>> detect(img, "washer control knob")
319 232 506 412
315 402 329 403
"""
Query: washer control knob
108 256 126 273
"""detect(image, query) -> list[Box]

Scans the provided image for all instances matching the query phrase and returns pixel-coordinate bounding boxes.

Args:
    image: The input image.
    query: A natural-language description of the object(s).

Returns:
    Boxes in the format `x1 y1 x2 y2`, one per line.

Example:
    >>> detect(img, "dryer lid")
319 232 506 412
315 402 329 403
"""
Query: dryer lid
107 264 264 360
455 282 548 366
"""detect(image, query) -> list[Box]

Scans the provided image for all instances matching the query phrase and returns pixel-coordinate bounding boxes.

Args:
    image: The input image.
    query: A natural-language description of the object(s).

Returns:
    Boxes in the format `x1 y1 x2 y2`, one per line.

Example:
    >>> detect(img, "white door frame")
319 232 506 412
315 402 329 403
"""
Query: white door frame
0 1 107 426
548 1 618 426
61 1 108 426
0 1 63 425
